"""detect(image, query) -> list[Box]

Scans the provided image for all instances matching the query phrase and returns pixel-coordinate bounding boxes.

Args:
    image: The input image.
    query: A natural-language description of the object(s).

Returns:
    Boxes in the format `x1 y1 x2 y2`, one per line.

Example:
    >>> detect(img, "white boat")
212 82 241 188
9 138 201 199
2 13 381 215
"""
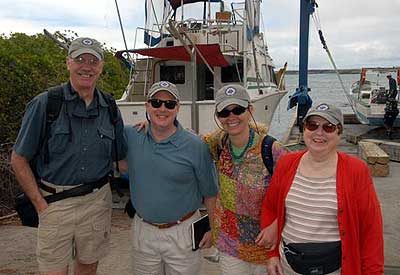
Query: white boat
349 67 400 126
115 0 287 134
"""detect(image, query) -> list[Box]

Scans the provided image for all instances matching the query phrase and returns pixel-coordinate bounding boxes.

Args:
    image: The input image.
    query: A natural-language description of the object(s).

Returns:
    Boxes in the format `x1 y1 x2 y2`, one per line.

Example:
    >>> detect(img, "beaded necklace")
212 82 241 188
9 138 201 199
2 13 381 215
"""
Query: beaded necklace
229 129 255 161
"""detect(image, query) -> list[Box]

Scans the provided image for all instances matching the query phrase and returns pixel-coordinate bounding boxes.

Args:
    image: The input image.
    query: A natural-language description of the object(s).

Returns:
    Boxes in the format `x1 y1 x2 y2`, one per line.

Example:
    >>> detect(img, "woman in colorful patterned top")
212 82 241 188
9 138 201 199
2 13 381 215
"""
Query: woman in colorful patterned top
203 84 288 275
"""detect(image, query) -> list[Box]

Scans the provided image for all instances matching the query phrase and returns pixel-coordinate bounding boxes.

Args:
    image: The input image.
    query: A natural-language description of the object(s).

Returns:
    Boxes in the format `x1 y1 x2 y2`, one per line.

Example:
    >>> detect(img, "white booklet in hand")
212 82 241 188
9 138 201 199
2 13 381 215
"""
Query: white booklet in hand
191 214 210 251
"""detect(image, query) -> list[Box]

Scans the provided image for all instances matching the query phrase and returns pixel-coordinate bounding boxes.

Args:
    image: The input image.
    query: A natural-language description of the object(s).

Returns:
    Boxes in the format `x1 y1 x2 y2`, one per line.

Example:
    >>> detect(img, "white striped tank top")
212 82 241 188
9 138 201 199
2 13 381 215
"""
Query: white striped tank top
279 169 341 275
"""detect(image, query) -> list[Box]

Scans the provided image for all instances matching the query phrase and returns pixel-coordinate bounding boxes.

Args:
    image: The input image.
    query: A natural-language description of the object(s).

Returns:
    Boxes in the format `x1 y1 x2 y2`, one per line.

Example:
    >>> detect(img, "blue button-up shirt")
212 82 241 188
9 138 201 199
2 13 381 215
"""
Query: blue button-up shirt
14 82 127 185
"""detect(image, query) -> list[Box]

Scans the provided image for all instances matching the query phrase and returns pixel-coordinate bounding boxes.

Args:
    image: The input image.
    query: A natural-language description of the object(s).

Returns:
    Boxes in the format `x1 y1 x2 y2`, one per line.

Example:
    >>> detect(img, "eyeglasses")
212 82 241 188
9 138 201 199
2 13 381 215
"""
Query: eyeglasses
148 99 178 109
71 56 100 66
217 106 247 118
304 120 338 133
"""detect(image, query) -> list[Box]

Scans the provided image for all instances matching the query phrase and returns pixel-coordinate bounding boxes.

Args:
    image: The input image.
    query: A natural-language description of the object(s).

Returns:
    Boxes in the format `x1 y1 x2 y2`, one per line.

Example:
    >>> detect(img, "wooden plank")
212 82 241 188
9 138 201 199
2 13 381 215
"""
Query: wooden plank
343 113 361 124
362 139 400 162
367 163 389 177
358 141 390 165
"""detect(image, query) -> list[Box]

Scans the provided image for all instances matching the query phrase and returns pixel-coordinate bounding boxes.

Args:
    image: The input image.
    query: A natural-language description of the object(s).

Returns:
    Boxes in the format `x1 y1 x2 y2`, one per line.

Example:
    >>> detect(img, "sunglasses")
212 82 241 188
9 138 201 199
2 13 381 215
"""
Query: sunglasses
148 99 178 109
217 106 247 118
304 120 338 133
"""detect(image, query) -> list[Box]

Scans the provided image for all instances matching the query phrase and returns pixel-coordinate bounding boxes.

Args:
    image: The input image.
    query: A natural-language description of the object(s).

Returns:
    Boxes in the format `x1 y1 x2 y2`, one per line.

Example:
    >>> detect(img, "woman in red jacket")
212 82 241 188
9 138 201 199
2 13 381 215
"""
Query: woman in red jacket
257 103 384 275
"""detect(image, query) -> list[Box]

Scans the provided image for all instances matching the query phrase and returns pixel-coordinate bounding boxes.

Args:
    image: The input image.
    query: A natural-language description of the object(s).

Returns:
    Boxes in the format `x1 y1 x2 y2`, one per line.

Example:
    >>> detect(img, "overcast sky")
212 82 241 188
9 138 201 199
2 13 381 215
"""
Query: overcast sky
1 0 399 69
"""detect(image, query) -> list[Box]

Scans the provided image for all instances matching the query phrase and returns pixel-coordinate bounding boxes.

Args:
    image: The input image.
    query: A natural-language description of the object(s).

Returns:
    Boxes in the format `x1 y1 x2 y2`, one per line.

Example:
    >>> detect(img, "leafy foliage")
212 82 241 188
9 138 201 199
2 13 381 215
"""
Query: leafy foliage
0 32 129 144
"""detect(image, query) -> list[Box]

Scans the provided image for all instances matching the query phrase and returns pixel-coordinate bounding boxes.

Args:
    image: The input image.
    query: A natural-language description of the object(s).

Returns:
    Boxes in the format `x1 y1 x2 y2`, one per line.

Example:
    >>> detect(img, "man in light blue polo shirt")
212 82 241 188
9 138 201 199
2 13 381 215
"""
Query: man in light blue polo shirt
122 81 218 275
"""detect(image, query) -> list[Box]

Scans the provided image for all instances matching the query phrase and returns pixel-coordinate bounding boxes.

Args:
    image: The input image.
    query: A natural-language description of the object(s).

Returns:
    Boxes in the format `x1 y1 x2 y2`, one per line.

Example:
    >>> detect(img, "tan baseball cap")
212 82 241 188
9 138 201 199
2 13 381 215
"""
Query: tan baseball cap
303 103 344 125
147 81 180 101
68 37 104 60
215 84 250 112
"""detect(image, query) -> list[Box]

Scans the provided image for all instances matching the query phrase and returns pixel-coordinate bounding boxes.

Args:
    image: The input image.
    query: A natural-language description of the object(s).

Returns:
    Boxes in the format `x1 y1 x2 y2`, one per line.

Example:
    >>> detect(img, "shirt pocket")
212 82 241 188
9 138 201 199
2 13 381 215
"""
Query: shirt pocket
97 126 115 158
48 125 70 154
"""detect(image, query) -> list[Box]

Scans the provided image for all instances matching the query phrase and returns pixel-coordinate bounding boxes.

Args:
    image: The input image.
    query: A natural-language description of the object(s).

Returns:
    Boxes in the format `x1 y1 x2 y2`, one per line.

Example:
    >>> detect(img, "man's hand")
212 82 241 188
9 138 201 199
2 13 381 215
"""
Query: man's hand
255 218 277 251
36 201 49 215
199 230 213 249
266 257 283 275
134 121 147 131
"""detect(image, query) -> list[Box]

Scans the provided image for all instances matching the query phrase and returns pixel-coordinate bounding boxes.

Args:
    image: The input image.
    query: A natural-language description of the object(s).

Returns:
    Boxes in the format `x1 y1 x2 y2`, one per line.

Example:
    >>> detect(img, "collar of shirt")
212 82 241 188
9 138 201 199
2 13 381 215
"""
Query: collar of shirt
145 120 184 148
63 81 108 118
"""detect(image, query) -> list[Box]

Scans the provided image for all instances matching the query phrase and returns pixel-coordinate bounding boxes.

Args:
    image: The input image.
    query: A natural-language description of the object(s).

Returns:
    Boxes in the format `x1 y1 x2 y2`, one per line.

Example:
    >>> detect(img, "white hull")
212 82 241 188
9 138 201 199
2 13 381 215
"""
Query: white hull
118 89 286 134
349 67 400 126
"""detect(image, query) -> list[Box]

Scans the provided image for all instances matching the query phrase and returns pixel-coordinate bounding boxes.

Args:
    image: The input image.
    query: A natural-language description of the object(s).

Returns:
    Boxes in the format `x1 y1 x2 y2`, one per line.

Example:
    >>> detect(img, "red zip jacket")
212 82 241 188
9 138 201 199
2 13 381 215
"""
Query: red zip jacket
260 151 384 275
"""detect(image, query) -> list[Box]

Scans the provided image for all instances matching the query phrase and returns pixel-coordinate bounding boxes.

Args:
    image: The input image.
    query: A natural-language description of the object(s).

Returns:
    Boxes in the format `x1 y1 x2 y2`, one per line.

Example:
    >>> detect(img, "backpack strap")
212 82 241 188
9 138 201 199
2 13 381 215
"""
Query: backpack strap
43 86 64 164
100 91 120 173
261 135 276 175
216 133 276 175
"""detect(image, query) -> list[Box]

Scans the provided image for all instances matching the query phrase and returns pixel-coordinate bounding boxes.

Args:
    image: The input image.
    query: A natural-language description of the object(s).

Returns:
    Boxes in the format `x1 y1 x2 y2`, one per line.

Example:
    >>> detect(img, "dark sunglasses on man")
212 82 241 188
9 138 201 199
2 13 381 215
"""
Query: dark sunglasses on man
217 106 248 118
148 99 178 109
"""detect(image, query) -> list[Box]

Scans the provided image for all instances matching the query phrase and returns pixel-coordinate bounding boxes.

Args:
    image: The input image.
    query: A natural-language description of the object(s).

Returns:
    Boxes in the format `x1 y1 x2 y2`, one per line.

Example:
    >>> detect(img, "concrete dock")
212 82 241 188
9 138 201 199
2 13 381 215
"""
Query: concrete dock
1 116 400 274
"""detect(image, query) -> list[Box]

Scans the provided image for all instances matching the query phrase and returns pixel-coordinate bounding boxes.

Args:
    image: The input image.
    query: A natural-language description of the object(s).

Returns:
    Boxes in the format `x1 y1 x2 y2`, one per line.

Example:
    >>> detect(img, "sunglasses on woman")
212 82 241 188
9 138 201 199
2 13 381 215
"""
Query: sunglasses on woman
217 106 247 118
304 120 338 133
148 99 178 109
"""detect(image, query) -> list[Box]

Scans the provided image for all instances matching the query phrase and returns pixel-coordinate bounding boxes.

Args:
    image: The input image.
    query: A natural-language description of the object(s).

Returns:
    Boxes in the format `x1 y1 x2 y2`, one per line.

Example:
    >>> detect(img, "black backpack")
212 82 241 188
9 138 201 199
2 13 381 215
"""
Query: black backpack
16 85 121 227
217 134 277 175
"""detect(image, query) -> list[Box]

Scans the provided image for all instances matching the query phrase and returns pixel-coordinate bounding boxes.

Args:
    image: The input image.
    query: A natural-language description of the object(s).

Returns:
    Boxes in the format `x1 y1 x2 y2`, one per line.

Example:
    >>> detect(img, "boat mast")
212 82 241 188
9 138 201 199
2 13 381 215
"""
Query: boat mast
295 0 316 131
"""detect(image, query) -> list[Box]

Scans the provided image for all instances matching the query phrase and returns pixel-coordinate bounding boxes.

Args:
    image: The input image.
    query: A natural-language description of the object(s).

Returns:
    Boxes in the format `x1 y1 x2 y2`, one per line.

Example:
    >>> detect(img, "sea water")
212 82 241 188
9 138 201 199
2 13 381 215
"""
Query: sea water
269 73 360 140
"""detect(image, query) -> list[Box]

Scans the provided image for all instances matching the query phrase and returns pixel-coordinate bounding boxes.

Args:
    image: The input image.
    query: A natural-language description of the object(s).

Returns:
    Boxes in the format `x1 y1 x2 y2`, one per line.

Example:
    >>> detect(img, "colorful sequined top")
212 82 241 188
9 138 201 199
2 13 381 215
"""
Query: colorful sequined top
203 128 288 264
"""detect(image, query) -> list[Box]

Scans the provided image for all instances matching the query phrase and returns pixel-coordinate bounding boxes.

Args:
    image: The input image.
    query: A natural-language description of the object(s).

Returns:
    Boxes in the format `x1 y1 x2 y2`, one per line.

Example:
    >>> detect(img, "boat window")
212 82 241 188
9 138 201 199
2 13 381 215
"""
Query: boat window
160 65 185 84
221 62 243 83
262 65 269 82
361 93 370 99
269 66 278 85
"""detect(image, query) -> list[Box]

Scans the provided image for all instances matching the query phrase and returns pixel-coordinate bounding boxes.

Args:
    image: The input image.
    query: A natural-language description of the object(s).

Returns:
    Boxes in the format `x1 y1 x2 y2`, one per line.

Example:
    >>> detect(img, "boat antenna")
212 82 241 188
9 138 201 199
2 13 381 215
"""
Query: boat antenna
114 0 134 72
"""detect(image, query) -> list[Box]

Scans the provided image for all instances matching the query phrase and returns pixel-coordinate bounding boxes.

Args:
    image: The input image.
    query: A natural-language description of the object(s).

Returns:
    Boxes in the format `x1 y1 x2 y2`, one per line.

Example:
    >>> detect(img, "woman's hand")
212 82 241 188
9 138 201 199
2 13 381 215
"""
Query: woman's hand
199 230 213 249
255 219 277 251
266 257 283 275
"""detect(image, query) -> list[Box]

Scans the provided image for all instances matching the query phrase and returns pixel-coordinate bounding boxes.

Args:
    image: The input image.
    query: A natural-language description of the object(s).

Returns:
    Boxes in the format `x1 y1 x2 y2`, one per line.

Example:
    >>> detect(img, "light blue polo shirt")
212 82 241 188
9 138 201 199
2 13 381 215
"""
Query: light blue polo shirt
124 122 218 223
13 82 127 185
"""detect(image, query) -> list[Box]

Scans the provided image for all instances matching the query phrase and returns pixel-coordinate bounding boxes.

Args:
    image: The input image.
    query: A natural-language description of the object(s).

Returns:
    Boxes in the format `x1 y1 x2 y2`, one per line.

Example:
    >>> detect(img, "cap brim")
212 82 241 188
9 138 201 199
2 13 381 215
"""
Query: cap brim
216 99 249 112
303 111 340 125
70 48 102 60
147 88 179 101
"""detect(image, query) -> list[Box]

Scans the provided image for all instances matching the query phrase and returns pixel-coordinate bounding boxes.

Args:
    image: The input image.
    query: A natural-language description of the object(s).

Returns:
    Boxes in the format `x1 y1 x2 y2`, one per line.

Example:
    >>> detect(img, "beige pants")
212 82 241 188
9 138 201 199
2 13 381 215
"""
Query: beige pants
131 211 202 275
37 183 112 272
219 252 267 275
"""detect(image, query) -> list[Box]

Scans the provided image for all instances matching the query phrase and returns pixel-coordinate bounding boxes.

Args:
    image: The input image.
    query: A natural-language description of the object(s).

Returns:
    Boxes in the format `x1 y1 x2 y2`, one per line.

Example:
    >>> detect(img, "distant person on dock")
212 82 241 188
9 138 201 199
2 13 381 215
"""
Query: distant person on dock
121 81 218 275
11 37 127 275
203 84 288 275
258 103 384 275
387 74 398 100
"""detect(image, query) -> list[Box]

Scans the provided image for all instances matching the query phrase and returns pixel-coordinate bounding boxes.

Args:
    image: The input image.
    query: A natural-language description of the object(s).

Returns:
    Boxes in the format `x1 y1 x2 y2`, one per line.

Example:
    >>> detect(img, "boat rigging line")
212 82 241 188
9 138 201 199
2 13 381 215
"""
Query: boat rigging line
114 0 134 78
311 3 357 114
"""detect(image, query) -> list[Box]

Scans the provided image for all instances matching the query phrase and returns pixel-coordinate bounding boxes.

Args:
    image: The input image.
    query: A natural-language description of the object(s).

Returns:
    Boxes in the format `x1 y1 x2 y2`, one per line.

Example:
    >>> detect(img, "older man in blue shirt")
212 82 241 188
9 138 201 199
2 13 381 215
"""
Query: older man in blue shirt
11 37 127 275
121 81 218 275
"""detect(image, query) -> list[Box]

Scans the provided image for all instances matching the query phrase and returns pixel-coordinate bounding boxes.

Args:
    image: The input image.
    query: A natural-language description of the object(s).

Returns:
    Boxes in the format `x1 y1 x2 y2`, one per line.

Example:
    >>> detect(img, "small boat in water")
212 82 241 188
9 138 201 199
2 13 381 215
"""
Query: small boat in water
349 67 400 126
115 0 287 133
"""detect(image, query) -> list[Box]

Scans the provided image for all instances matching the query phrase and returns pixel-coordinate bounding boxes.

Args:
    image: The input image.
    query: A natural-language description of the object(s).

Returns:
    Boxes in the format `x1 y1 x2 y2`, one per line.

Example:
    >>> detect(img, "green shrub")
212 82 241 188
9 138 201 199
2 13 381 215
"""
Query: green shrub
0 32 129 144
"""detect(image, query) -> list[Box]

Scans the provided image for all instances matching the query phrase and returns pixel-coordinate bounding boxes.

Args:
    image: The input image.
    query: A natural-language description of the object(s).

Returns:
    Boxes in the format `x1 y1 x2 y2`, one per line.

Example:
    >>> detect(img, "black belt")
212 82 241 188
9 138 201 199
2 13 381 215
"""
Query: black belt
39 175 110 203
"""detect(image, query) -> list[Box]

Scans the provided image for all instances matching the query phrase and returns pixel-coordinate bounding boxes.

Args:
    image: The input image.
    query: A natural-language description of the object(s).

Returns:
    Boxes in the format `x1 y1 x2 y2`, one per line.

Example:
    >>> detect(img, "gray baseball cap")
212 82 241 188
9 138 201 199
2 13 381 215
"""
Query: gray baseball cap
215 84 250 112
68 37 104 60
303 103 344 125
147 81 180 101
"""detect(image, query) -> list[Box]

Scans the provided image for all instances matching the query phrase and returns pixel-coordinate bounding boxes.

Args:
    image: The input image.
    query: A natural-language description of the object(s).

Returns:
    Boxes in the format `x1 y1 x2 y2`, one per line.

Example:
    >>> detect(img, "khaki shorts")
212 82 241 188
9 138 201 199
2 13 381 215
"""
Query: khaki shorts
37 182 112 272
